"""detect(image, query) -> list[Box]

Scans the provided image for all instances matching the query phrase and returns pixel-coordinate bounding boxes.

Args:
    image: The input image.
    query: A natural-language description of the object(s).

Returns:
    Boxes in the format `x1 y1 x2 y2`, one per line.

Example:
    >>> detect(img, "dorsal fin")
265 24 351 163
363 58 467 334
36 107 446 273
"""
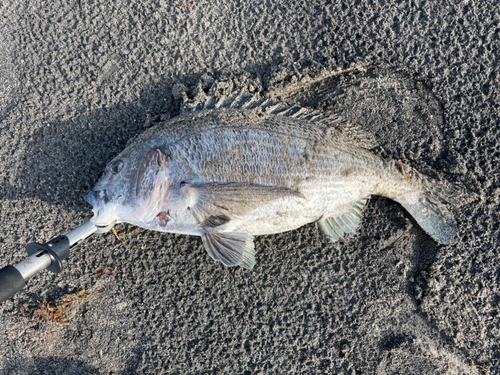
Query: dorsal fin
185 91 377 149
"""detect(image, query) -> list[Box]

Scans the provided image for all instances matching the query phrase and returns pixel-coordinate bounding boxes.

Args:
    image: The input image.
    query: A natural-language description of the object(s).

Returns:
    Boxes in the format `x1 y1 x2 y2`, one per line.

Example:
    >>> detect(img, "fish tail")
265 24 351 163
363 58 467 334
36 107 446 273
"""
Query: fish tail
387 161 459 244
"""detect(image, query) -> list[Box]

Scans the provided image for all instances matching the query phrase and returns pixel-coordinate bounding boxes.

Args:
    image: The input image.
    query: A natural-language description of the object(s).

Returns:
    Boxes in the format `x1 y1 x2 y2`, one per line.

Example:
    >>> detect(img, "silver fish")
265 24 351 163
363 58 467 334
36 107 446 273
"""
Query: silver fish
86 93 458 269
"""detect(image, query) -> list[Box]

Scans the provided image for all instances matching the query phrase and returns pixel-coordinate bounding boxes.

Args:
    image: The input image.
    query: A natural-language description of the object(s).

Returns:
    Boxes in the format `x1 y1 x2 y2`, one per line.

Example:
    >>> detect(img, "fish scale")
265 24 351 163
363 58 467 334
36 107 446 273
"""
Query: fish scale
171 127 311 186
168 114 377 184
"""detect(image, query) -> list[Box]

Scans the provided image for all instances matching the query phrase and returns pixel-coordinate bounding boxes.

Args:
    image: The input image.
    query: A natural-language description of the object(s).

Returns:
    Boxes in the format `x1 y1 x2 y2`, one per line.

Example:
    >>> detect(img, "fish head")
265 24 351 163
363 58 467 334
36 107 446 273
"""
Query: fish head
86 147 177 231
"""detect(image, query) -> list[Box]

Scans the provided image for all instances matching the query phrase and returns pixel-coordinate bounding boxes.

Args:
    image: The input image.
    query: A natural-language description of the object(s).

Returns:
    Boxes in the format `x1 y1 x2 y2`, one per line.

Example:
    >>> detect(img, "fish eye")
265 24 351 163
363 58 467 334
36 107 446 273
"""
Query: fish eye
110 161 124 174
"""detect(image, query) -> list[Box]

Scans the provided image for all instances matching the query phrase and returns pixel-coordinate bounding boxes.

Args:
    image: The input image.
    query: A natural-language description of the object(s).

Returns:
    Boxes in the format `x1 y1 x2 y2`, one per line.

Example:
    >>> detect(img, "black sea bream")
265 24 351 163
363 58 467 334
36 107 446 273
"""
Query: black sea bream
86 94 458 269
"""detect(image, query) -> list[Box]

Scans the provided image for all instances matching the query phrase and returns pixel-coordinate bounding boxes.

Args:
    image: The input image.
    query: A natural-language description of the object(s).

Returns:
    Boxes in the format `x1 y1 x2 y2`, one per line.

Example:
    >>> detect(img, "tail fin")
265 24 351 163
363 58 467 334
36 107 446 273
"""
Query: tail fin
389 162 459 245
400 193 458 244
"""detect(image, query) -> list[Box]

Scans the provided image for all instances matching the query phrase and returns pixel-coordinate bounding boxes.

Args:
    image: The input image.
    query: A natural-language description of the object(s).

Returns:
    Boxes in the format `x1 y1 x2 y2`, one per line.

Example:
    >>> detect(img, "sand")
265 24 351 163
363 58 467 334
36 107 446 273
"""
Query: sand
0 0 499 374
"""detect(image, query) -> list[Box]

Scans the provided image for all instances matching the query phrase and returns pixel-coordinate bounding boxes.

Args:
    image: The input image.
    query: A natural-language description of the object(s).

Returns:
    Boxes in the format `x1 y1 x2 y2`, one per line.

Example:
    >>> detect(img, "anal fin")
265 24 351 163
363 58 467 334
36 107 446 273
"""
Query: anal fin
201 232 256 269
317 199 367 243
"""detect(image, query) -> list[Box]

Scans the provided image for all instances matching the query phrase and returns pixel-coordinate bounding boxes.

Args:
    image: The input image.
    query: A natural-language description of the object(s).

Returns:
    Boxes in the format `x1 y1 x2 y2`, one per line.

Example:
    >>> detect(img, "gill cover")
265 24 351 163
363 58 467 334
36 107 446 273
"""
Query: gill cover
133 148 171 223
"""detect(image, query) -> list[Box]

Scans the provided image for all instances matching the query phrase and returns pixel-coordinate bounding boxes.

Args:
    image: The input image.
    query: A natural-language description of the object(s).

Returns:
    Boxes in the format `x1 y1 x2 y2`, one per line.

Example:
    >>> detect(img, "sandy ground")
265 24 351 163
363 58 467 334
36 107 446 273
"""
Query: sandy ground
0 0 499 374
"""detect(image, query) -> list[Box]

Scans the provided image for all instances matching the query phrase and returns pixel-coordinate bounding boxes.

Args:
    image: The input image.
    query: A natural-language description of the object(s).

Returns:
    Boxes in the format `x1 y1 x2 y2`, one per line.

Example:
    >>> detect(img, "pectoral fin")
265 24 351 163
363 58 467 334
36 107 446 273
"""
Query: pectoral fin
201 232 256 269
185 182 304 221
317 199 367 243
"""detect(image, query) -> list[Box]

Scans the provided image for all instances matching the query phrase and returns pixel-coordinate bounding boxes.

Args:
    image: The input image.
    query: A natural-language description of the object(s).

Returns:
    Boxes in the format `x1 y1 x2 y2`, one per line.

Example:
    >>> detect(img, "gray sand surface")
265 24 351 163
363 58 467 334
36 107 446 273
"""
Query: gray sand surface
0 1 499 374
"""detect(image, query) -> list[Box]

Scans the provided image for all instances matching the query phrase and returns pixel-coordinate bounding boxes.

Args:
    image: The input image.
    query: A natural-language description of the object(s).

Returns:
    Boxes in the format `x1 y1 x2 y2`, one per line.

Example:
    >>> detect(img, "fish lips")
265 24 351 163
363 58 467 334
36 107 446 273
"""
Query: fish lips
86 190 111 210
86 190 119 229
85 191 99 207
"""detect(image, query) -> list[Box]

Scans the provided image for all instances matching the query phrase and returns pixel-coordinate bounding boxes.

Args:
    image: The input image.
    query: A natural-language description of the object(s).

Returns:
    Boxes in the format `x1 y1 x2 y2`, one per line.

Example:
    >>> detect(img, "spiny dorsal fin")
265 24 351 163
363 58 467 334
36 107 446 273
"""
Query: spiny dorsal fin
317 199 367 243
187 90 377 149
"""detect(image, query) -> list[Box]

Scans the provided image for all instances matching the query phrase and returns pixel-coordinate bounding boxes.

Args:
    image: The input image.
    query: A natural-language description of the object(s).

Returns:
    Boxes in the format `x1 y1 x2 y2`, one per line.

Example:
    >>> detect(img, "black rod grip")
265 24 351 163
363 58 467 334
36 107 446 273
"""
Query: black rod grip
0 265 26 303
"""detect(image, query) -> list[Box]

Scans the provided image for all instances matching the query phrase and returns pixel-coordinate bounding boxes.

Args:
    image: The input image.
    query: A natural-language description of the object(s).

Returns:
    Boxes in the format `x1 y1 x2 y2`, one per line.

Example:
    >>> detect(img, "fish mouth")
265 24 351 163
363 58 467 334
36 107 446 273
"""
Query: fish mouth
86 190 117 232
86 191 105 218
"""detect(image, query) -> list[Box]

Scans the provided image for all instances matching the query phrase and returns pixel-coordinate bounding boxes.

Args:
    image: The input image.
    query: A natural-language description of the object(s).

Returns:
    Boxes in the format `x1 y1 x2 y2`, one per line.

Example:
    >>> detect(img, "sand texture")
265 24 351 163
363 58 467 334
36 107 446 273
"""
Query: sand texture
0 0 499 374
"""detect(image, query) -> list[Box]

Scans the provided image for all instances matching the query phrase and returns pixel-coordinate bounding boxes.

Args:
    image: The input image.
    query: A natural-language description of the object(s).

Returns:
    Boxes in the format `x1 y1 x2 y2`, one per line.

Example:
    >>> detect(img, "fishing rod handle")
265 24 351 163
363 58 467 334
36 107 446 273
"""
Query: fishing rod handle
0 220 97 303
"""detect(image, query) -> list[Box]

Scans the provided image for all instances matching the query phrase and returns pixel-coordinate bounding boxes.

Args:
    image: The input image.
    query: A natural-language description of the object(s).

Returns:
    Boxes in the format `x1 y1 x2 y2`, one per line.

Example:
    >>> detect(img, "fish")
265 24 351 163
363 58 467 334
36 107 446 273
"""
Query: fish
86 92 458 269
